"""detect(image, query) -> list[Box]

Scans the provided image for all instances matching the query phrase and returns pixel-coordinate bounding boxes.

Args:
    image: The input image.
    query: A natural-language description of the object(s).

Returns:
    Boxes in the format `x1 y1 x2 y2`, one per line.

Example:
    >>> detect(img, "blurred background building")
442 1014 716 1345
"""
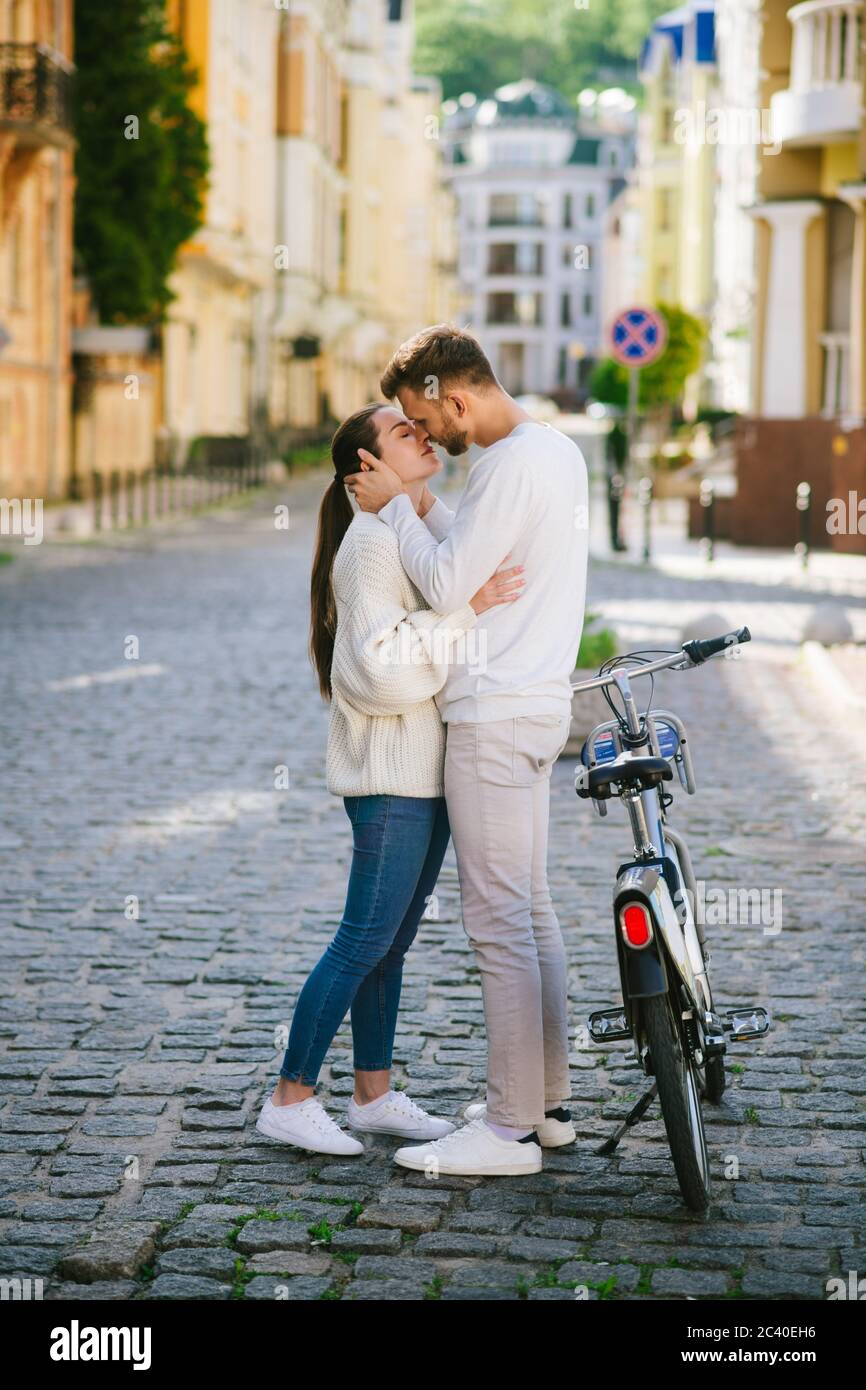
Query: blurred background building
0 0 74 502
0 0 864 560
441 79 635 404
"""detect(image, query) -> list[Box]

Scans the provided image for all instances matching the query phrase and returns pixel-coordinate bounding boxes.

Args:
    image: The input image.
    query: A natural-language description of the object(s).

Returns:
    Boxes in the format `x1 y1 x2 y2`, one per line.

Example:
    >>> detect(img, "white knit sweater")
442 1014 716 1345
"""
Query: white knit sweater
325 511 477 797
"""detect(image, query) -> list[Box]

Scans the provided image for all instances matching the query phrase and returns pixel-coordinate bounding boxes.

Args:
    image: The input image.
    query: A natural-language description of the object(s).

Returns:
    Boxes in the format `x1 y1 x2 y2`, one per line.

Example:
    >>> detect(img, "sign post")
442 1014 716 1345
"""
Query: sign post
608 307 667 556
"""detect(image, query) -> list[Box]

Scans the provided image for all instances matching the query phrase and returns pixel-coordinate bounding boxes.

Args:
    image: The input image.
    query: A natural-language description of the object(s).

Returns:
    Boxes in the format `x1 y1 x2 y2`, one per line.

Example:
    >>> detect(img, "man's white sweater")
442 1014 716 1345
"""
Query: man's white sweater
379 420 589 724
326 511 477 797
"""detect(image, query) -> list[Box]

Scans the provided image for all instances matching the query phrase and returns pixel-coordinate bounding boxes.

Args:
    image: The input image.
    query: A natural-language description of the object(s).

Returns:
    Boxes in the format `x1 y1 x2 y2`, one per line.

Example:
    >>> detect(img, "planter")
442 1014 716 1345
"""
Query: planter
560 668 614 759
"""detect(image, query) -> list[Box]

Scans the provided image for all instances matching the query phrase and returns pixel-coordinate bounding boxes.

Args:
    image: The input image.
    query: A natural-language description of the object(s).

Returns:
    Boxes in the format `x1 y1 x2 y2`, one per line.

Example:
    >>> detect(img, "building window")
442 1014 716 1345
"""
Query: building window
489 193 543 227
486 291 543 326
517 242 543 274
561 293 572 327
585 193 595 218
558 347 568 385
563 193 573 228
582 292 593 317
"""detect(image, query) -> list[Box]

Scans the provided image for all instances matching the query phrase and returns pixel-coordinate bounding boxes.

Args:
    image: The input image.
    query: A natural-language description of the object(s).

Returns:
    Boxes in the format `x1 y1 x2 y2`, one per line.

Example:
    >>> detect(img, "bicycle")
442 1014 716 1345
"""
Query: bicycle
570 625 770 1212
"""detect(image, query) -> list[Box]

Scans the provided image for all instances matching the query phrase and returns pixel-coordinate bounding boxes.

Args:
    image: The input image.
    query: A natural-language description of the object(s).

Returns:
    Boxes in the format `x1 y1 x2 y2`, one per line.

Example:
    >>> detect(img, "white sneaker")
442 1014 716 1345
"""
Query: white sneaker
346 1090 456 1141
462 1101 576 1148
392 1114 542 1176
255 1095 364 1156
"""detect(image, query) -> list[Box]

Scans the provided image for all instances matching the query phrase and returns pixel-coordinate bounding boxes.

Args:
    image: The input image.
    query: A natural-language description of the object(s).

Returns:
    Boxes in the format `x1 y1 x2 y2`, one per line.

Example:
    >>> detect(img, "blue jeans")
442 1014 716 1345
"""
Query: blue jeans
279 794 450 1085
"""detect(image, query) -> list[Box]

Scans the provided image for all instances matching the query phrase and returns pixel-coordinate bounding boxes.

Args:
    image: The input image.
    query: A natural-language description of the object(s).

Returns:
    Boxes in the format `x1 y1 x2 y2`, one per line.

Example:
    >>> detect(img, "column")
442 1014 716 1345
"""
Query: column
750 200 823 417
838 182 866 415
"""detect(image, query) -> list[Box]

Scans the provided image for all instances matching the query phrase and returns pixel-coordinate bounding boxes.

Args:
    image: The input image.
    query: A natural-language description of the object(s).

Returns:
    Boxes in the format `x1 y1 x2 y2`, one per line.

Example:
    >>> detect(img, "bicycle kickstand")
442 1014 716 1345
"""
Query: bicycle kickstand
595 1082 659 1156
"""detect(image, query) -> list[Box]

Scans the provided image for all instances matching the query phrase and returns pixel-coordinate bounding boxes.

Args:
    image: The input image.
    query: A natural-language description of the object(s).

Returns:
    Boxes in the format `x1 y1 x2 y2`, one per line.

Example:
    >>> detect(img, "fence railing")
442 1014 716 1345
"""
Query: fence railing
85 459 266 534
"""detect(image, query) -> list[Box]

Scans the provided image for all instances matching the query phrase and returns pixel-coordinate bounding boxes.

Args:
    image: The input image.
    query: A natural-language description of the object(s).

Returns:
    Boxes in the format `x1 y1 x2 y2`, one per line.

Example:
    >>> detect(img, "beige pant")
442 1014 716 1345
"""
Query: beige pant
443 712 573 1127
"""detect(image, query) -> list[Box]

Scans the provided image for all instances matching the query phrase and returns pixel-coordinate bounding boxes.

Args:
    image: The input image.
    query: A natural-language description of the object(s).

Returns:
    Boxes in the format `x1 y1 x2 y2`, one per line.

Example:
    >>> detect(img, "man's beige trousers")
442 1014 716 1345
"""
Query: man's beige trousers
444 712 573 1127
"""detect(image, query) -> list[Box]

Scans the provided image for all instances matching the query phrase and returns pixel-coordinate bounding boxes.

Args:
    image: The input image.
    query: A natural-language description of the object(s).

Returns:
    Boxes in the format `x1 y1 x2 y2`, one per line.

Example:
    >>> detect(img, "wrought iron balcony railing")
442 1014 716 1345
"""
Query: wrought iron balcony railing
0 42 74 147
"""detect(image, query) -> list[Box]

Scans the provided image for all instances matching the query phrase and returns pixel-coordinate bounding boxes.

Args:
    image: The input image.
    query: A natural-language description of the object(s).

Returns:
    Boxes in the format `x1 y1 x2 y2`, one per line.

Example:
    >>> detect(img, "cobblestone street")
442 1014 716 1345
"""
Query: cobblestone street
2 474 866 1302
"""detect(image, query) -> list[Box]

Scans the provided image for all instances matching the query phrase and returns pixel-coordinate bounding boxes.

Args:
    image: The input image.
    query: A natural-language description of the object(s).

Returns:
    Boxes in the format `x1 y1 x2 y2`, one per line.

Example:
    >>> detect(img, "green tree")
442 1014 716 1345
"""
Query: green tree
73 0 209 324
414 0 671 103
589 303 706 410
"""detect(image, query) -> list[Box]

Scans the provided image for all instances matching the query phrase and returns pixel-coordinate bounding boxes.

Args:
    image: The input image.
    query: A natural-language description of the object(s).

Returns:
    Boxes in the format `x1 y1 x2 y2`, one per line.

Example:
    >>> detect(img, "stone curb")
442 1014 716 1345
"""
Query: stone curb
800 640 866 713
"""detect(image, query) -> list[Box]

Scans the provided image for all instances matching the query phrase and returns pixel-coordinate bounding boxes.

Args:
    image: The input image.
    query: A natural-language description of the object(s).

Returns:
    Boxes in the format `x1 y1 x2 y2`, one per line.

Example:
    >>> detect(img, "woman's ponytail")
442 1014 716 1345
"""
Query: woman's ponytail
308 403 384 699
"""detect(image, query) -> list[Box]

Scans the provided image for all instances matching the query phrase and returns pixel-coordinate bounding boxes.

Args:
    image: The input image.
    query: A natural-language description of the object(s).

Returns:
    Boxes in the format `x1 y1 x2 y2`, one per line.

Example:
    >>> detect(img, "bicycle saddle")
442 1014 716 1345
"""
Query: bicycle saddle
577 756 673 800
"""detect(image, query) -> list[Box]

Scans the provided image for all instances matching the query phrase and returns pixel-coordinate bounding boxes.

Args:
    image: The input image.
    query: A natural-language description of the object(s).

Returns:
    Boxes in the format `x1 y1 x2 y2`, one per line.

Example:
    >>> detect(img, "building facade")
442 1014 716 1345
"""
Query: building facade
163 0 280 461
0 0 74 501
442 80 634 400
258 0 457 443
716 0 866 554
637 2 716 412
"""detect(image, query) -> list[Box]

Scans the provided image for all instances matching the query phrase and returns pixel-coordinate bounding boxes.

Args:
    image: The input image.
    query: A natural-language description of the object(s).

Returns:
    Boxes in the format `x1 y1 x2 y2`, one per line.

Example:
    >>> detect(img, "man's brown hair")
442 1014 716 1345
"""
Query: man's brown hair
380 324 498 401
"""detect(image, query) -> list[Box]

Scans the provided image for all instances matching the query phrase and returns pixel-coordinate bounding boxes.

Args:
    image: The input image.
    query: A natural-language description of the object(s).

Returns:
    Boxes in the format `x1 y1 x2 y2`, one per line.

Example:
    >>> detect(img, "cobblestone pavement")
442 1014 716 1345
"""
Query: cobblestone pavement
1 475 865 1303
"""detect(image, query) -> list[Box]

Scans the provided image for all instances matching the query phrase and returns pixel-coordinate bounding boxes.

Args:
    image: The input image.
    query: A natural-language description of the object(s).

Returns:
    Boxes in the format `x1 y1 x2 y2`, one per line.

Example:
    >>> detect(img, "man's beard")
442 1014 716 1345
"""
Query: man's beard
437 423 469 456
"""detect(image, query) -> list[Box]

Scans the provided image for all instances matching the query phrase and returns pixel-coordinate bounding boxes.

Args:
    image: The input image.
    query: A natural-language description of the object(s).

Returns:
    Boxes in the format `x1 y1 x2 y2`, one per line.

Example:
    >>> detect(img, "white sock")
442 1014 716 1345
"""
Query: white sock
485 1118 533 1141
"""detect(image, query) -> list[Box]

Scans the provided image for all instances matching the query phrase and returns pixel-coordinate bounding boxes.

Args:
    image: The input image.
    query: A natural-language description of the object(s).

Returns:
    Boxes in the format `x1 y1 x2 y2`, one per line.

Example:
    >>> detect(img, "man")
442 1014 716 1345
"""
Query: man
345 325 589 1176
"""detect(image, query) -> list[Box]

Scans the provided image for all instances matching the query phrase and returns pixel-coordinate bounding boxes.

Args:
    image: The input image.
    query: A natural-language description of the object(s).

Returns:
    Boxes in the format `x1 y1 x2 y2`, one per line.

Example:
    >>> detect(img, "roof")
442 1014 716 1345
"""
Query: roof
474 79 576 127
639 1 715 77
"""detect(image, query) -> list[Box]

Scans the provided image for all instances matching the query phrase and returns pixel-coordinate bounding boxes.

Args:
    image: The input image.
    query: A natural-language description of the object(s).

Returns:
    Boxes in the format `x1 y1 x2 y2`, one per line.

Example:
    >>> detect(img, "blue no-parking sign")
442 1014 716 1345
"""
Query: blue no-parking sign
610 307 667 367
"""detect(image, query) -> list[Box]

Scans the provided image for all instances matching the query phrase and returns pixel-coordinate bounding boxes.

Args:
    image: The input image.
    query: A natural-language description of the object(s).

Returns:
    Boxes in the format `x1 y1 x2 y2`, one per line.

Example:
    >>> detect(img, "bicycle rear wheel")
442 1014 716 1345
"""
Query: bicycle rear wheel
642 993 711 1212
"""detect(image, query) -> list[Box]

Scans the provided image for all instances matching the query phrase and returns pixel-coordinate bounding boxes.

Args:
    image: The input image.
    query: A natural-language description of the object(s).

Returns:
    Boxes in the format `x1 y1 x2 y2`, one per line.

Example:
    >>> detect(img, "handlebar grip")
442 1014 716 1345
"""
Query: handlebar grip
682 625 751 665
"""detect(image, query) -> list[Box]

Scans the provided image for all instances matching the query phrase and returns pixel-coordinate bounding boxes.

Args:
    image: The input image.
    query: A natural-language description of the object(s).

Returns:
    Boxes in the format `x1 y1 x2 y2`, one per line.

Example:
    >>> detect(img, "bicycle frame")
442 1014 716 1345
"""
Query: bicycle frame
573 651 717 1050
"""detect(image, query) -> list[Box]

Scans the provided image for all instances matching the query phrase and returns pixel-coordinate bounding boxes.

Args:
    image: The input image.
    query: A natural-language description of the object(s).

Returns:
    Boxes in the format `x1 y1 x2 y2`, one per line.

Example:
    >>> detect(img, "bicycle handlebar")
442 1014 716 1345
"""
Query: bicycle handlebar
681 625 751 665
570 625 752 694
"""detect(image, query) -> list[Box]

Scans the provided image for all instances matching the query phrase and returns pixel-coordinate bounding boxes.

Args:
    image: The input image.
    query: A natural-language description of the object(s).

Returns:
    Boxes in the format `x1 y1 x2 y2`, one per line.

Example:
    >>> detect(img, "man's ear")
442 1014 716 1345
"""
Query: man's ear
447 392 467 418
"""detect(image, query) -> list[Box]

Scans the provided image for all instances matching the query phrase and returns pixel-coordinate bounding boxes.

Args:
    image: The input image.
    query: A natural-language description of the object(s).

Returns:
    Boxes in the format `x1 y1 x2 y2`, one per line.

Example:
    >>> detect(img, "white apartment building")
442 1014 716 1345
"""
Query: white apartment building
442 79 634 398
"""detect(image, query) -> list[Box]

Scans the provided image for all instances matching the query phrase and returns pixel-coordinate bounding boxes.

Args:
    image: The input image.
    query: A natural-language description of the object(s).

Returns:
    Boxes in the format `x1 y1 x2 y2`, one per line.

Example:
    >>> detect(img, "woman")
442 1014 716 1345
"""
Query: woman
256 403 524 1154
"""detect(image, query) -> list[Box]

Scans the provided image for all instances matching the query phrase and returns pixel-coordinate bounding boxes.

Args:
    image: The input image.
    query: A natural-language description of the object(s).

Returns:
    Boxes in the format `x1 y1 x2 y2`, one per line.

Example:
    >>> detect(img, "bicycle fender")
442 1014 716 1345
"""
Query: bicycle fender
614 863 697 1002
621 936 668 997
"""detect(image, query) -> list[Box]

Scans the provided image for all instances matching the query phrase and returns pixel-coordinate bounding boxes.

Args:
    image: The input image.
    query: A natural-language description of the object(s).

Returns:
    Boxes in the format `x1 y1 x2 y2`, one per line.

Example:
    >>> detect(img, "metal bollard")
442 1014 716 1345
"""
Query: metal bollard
607 470 625 552
109 470 121 530
125 471 136 527
699 478 715 562
92 472 103 532
638 474 653 563
795 480 811 570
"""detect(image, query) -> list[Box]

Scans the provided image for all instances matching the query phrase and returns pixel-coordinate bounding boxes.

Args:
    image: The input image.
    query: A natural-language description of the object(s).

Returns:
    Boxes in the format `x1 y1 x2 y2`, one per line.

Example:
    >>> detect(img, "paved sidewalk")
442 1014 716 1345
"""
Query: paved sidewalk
1 474 865 1302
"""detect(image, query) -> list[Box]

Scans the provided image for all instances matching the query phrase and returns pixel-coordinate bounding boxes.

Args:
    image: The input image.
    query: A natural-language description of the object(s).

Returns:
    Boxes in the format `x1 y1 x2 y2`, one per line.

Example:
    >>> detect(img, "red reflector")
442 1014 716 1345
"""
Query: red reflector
621 903 652 947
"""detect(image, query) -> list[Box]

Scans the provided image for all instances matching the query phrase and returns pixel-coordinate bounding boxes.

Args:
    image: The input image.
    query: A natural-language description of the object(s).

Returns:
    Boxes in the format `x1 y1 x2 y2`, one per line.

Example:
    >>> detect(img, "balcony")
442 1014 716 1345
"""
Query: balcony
0 43 74 149
770 1 863 146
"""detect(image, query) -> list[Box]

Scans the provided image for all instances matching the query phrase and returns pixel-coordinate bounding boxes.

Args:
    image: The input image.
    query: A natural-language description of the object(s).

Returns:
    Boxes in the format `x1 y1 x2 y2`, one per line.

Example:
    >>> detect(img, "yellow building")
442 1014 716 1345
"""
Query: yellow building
163 0 279 461
271 0 351 434
272 0 456 435
0 0 74 502
754 0 866 418
637 3 717 408
339 0 455 416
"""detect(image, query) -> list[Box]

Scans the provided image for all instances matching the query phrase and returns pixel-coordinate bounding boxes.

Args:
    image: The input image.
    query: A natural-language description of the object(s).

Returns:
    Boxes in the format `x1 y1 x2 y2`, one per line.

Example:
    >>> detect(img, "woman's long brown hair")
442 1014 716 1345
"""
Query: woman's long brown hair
310 403 385 699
